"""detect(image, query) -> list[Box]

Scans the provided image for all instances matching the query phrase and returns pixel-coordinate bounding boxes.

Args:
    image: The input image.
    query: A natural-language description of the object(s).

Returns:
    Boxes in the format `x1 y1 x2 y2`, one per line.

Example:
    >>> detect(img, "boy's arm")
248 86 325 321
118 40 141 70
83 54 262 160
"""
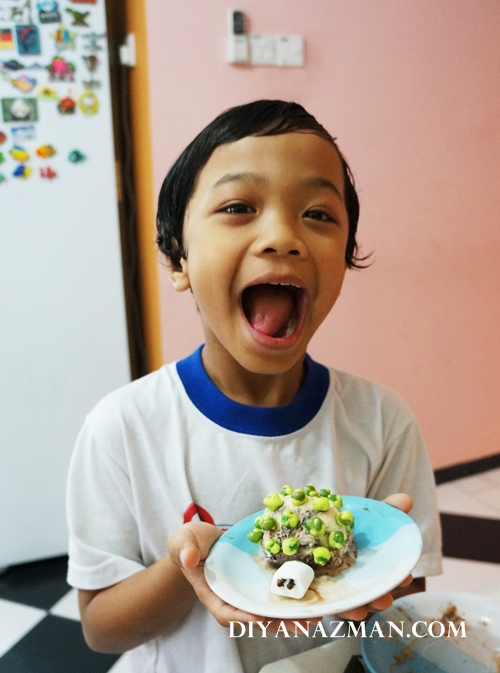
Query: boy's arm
78 553 196 653
78 523 261 653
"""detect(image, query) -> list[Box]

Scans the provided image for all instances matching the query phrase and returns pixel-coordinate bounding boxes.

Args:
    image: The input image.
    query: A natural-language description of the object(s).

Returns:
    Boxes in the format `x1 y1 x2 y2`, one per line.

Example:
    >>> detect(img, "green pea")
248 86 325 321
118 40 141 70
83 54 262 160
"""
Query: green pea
305 516 326 537
291 489 307 506
312 546 332 566
247 528 263 543
282 537 299 555
303 484 316 495
265 539 281 554
328 530 346 549
319 488 331 497
336 510 355 529
263 493 283 511
260 515 277 531
280 484 293 496
312 496 330 512
328 494 343 509
281 508 299 529
254 515 264 529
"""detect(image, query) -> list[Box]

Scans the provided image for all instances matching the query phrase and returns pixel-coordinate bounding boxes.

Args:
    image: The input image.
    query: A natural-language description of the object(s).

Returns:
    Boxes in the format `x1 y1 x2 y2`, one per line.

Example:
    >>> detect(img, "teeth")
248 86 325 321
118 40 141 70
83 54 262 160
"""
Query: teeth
284 316 297 338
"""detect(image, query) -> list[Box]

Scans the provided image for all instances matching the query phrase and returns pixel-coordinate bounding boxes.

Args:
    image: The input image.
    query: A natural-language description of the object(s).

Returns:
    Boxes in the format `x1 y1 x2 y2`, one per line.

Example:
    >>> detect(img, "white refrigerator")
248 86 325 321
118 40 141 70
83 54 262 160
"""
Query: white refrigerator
0 0 133 567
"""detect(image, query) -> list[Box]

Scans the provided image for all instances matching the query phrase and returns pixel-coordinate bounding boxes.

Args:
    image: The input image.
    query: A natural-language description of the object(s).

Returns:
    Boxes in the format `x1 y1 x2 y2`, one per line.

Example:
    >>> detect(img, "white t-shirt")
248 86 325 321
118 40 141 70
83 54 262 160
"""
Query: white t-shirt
67 347 442 673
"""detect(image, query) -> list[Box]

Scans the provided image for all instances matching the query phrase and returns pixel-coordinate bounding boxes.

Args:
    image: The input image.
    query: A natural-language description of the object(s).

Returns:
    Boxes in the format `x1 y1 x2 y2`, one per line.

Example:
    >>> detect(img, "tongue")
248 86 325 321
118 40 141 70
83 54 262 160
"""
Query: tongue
243 285 294 337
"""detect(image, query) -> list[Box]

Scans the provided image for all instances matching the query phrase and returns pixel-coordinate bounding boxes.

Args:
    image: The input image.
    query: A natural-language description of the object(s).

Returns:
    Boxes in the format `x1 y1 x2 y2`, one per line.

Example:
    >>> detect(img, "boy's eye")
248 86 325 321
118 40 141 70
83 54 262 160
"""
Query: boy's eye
220 203 254 215
304 209 335 222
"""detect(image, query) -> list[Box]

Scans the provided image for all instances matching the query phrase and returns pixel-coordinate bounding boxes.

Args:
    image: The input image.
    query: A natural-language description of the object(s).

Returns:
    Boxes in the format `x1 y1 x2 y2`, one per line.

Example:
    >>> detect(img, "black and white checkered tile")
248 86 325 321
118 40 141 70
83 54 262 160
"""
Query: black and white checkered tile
0 556 131 673
1 465 499 673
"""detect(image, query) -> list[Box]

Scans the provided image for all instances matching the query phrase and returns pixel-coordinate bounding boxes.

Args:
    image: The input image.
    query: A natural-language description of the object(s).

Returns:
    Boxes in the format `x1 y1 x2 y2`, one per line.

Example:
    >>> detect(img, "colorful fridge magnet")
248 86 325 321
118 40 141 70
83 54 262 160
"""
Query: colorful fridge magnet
83 54 99 72
2 98 38 122
10 145 30 162
57 92 76 114
47 55 75 81
1 60 25 72
16 25 42 56
13 164 32 178
38 86 58 101
77 89 98 116
7 5 30 24
0 172 6 184
0 152 5 163
37 1 61 24
0 29 15 51
36 144 56 158
66 8 90 26
40 166 57 179
11 125 36 141
0 131 6 144
68 149 86 163
52 25 76 51
82 32 105 52
11 75 37 93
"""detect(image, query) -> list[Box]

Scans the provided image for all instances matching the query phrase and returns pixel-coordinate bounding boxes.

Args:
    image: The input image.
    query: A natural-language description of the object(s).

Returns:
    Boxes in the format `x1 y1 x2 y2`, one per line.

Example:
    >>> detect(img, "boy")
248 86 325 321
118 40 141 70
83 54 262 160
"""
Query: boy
67 100 442 673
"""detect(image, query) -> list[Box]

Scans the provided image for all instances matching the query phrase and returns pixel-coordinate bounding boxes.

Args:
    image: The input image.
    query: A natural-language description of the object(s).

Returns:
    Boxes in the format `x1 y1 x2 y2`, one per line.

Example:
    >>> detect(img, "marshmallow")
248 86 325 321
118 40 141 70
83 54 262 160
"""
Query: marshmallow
270 560 315 599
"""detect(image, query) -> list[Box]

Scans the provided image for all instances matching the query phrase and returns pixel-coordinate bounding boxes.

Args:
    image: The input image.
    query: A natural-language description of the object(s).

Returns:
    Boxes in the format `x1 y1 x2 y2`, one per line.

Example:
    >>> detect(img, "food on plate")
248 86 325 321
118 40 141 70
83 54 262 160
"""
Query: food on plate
247 484 356 573
270 560 315 599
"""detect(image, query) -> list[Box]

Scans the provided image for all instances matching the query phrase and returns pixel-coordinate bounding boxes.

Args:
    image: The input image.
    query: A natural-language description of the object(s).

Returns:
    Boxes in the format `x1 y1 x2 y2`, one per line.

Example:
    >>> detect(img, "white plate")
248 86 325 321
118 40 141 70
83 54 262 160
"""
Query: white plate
204 496 422 618
362 591 500 673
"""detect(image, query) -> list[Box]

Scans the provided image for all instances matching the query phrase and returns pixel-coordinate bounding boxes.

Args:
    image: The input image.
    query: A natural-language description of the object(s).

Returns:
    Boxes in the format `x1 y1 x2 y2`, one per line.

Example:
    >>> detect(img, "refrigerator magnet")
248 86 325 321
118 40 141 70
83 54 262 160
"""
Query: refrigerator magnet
68 149 86 163
2 98 39 122
36 144 56 158
37 1 62 24
16 25 42 56
40 166 57 179
47 56 75 81
13 164 32 178
10 145 30 162
0 131 7 144
0 29 15 51
66 8 90 27
52 26 77 52
12 125 36 141
57 93 76 114
0 172 6 184
38 86 58 101
11 75 37 93
0 152 5 164
77 89 98 116
82 32 106 52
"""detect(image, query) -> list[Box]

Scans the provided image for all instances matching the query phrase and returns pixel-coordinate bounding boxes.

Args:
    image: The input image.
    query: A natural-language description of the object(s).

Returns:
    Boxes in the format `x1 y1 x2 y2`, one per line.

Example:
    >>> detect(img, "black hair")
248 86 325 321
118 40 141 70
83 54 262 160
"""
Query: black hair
156 99 368 270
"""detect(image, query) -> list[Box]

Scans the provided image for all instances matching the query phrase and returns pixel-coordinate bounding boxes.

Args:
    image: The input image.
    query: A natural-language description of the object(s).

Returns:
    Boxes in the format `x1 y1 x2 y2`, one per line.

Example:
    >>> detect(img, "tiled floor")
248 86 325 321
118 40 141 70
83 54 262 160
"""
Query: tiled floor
0 469 499 673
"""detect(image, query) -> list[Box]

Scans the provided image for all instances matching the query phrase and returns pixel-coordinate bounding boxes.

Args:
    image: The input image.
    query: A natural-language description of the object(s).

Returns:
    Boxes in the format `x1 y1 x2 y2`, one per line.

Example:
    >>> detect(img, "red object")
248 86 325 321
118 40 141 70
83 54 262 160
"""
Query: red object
0 131 6 145
183 502 215 525
40 167 57 180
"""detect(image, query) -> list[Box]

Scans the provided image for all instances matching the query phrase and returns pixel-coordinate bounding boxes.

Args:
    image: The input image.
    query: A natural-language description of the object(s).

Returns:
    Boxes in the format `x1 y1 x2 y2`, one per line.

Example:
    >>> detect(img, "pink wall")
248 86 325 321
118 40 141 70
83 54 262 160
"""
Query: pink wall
145 0 500 469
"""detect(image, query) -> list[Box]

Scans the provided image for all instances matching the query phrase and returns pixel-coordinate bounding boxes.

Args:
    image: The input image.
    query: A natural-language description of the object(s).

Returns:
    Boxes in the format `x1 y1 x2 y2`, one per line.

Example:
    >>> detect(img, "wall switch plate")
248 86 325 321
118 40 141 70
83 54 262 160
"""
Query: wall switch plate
275 35 304 67
227 8 249 64
249 34 276 66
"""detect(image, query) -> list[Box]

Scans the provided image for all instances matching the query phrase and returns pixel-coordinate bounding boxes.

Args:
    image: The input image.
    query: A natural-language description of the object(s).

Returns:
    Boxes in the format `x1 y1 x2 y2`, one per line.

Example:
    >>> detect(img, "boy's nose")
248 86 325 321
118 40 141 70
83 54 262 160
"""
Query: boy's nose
256 215 306 257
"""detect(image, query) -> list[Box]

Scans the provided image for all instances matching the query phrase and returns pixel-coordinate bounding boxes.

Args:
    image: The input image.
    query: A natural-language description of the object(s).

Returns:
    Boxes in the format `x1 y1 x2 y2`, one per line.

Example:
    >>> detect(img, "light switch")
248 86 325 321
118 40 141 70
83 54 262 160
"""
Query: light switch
275 35 304 67
249 34 276 66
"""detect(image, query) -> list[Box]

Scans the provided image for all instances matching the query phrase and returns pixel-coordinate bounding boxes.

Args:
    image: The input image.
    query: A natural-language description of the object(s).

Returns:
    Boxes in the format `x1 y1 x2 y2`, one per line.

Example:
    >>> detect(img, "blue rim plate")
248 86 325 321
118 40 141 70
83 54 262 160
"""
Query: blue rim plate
362 591 500 673
204 496 423 619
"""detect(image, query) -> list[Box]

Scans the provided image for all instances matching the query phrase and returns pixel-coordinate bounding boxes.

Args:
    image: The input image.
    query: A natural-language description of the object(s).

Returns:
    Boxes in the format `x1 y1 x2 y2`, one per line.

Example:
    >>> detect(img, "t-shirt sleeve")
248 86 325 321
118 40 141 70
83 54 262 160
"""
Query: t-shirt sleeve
66 417 146 590
365 410 443 579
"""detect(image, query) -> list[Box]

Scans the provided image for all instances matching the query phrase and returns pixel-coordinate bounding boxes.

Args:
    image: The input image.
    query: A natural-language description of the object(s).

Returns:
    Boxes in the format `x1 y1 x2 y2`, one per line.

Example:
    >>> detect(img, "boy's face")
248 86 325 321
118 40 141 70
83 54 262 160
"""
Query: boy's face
169 132 349 377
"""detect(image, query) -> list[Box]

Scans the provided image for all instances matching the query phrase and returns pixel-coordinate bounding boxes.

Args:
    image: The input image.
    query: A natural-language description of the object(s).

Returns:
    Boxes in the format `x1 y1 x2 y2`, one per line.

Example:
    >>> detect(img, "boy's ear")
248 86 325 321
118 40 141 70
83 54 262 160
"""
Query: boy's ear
168 257 191 292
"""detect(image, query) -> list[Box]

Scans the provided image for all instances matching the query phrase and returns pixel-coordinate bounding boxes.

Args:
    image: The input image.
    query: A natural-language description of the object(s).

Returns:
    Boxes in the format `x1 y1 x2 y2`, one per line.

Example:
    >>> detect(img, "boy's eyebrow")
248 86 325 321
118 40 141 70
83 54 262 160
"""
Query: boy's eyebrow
211 172 264 190
304 176 342 198
211 173 342 198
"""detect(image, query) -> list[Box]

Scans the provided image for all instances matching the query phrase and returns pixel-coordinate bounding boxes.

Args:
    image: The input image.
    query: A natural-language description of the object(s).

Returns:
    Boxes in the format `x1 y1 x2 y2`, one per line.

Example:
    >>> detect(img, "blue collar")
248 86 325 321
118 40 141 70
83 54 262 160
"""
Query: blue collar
176 346 329 436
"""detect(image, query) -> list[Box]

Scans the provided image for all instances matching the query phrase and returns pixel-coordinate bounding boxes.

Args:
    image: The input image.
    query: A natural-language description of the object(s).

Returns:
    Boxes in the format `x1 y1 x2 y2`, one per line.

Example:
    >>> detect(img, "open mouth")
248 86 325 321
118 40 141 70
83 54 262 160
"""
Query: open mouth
241 283 307 339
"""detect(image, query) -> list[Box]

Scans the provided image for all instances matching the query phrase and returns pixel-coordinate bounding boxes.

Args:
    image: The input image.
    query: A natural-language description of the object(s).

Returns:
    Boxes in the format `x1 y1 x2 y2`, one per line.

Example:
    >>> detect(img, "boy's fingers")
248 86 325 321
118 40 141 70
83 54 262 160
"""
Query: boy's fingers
399 574 413 587
169 522 222 568
383 493 413 514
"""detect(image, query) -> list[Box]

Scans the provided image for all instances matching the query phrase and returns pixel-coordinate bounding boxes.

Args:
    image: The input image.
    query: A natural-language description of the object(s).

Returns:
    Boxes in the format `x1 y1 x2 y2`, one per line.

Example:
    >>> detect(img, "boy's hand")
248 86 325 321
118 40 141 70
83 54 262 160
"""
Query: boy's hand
335 492 416 621
168 522 317 633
